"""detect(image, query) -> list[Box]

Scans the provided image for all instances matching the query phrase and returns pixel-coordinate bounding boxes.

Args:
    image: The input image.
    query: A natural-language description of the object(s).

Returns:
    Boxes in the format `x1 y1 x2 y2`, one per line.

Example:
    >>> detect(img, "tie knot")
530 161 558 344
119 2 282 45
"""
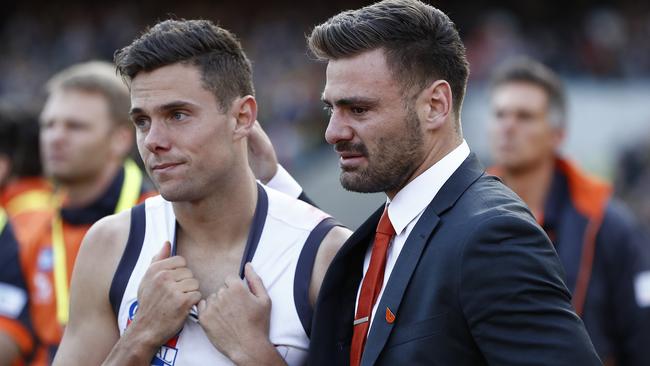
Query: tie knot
376 207 395 236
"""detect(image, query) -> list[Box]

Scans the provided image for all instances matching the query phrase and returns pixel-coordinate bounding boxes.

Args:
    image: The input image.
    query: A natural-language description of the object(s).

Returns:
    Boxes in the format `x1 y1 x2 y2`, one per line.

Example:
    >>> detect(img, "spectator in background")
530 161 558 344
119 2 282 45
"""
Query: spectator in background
487 57 650 366
0 105 53 239
0 105 52 365
0 61 157 366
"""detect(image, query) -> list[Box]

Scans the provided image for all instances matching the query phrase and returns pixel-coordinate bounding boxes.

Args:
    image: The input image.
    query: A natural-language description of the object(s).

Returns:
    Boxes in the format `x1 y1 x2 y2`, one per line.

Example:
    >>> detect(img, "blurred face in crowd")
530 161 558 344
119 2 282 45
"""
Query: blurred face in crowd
40 89 122 185
129 63 253 202
488 81 563 173
322 48 424 195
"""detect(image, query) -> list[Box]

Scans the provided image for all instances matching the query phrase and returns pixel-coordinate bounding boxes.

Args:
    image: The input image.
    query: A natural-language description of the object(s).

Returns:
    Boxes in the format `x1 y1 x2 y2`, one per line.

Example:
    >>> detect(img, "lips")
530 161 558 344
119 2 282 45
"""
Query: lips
337 151 367 170
338 151 365 159
151 162 182 172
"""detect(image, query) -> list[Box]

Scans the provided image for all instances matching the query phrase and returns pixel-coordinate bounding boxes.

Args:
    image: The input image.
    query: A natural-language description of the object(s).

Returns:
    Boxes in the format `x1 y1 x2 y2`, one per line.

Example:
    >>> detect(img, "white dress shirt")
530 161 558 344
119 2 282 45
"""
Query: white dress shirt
356 140 471 329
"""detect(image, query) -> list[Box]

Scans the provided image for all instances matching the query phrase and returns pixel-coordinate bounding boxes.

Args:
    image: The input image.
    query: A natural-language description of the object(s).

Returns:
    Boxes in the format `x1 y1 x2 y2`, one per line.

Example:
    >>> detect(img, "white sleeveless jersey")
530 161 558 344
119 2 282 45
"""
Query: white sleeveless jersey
109 184 338 366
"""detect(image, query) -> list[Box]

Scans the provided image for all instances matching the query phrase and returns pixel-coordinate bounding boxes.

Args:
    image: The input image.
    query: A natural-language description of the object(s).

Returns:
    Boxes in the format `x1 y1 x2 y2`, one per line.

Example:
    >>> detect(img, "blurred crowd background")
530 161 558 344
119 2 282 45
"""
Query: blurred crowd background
1 0 649 227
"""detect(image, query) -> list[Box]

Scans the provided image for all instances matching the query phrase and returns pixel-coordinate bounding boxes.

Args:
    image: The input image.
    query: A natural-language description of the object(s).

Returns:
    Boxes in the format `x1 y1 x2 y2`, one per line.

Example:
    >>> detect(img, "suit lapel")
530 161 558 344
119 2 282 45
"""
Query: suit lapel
360 153 485 366
361 207 440 366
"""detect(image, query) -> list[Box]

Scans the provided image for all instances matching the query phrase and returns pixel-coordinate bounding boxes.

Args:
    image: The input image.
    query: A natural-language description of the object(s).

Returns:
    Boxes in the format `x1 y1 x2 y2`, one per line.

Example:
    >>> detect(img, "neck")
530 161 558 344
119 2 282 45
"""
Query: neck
386 131 462 200
173 167 258 250
500 157 555 217
60 160 123 208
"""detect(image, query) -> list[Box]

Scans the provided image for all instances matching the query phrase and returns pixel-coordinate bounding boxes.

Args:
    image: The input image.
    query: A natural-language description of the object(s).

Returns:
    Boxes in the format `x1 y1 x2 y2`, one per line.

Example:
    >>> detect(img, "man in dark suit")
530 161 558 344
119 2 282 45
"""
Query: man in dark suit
306 0 602 364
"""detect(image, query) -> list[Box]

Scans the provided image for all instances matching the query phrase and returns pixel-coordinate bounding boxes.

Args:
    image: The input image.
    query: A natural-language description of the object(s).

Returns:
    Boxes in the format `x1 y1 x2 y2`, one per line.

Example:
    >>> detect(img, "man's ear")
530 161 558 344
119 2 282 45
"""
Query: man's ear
232 96 258 141
417 79 452 131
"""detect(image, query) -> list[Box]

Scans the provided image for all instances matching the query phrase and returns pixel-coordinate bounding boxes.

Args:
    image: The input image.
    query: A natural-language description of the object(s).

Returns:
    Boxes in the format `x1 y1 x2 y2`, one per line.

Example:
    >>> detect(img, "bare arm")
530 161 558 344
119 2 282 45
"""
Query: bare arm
247 120 278 184
309 226 352 306
53 211 130 366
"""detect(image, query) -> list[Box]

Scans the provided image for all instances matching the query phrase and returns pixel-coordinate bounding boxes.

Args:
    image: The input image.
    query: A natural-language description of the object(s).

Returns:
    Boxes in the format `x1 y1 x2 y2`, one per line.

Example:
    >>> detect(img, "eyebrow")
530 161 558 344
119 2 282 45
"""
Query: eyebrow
129 100 197 117
321 96 379 107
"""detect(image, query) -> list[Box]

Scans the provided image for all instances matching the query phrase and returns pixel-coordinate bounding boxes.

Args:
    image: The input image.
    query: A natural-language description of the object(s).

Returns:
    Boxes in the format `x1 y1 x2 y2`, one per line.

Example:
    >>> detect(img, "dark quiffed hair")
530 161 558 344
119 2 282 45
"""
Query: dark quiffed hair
489 57 567 128
114 19 254 111
308 0 470 115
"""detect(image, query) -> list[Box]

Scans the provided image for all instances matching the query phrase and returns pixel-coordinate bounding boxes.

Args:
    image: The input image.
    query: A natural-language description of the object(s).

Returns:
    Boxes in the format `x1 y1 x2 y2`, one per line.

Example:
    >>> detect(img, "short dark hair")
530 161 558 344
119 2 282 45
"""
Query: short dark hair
490 57 567 128
308 0 469 116
46 61 131 129
114 19 254 111
0 103 42 177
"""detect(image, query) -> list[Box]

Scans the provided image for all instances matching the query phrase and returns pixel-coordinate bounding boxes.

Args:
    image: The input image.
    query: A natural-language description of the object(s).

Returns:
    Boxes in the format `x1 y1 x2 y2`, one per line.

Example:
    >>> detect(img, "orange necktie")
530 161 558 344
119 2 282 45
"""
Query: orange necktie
350 207 395 366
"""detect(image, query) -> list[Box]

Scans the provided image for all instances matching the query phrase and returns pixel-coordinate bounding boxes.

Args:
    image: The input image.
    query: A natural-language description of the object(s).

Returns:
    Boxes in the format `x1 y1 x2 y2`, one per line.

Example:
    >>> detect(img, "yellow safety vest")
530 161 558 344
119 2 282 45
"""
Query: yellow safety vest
54 159 143 324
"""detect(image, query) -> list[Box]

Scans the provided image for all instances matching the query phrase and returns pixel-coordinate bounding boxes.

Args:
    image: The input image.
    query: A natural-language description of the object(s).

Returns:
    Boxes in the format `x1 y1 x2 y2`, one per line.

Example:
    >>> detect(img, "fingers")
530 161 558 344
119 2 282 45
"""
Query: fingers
152 241 172 262
244 263 267 298
168 267 195 282
176 277 200 293
198 298 207 314
150 254 187 271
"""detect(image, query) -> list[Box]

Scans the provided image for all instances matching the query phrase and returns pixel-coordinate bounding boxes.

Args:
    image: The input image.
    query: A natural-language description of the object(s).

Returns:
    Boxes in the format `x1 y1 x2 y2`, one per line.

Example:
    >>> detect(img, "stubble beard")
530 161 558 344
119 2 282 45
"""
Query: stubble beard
339 110 423 194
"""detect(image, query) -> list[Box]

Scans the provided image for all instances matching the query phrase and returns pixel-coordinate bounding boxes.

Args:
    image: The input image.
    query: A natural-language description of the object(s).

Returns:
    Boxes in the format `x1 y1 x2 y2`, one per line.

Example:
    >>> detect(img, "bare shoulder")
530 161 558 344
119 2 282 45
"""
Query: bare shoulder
309 225 352 305
74 209 132 288
80 209 131 261
317 225 352 265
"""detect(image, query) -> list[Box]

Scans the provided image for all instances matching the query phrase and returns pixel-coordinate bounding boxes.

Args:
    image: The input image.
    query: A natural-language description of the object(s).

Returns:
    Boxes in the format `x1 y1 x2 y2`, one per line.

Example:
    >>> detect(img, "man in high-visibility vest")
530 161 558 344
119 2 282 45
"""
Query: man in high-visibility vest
0 105 52 366
0 61 157 366
0 106 53 244
487 58 650 366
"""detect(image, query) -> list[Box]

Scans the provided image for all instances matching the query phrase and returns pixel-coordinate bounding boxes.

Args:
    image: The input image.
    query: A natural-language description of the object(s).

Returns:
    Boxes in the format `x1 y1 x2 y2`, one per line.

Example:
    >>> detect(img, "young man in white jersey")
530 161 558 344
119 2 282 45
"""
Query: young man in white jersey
52 19 349 366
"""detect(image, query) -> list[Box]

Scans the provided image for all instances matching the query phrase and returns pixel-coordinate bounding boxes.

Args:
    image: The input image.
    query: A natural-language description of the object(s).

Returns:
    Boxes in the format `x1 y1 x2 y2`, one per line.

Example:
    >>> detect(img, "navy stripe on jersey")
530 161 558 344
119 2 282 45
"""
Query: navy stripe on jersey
238 183 269 278
293 217 341 337
109 203 146 317
0 222 35 356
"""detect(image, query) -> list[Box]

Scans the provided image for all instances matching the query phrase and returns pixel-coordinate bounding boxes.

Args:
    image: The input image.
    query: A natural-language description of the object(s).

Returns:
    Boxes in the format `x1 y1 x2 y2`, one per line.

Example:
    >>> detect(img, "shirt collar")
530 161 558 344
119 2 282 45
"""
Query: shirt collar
387 139 470 235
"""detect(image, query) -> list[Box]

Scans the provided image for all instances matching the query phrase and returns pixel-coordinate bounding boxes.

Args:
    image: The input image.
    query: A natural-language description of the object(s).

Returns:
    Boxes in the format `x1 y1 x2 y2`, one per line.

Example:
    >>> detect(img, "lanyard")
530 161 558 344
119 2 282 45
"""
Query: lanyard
54 159 143 325
0 208 7 234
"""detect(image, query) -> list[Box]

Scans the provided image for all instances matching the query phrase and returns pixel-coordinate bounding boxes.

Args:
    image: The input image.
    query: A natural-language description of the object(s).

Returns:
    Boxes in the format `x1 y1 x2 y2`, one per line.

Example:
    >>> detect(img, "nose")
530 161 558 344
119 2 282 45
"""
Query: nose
324 111 354 146
40 121 65 149
143 120 171 153
491 111 517 135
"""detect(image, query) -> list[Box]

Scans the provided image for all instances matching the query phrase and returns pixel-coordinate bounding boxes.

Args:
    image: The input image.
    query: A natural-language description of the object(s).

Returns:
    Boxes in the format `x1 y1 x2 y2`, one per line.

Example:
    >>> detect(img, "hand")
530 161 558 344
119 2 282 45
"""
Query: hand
247 121 278 184
198 263 280 365
128 242 201 349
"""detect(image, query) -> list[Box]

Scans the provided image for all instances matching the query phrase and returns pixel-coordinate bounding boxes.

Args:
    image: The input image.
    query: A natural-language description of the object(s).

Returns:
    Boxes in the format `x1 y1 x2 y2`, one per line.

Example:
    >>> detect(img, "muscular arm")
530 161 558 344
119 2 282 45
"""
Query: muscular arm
53 211 130 366
459 214 602 365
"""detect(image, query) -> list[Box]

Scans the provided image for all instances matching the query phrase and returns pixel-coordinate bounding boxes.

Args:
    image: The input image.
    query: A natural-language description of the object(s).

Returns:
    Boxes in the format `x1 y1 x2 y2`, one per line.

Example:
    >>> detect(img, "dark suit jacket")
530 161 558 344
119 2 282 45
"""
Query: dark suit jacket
309 154 601 366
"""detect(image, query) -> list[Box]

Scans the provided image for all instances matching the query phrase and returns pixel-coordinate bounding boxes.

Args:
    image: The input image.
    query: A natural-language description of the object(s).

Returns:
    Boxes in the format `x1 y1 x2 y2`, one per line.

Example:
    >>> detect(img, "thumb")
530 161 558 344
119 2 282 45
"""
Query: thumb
152 241 171 263
244 263 267 298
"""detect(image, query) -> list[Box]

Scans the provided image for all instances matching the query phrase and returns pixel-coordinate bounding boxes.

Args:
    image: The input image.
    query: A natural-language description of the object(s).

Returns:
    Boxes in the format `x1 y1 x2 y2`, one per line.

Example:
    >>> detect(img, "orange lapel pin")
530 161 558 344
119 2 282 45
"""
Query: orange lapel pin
385 307 395 324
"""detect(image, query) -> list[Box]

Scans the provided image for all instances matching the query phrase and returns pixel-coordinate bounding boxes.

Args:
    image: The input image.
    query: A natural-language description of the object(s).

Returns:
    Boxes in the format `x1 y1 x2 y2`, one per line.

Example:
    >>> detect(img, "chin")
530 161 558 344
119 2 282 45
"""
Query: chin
340 171 385 194
158 186 187 202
